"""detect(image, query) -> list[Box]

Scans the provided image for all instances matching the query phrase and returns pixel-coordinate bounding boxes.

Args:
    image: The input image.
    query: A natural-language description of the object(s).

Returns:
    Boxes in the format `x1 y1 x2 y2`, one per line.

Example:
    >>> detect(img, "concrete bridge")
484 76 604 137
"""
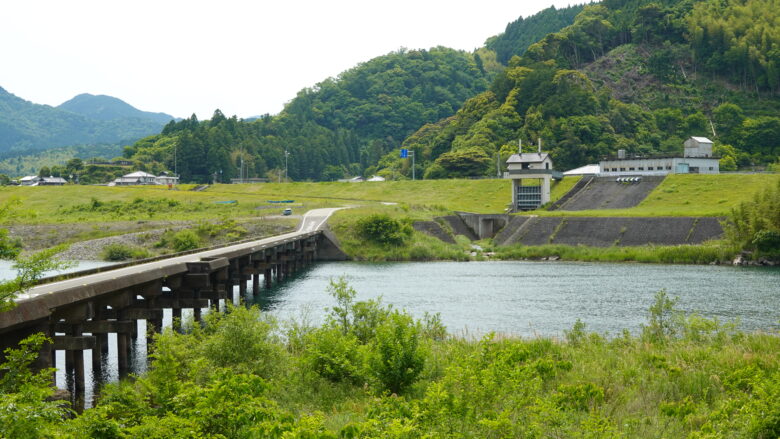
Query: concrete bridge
0 208 346 398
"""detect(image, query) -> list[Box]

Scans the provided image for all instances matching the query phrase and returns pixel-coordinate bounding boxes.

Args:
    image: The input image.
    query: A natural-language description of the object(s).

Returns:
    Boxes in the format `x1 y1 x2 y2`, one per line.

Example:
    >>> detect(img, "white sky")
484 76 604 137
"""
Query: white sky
2 0 577 120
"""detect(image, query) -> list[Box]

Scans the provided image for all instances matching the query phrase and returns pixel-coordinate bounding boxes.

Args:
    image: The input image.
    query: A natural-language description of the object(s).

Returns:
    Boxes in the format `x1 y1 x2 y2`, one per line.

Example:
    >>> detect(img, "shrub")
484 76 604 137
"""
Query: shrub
171 230 202 252
355 214 412 246
367 311 426 394
101 243 151 261
0 229 22 260
305 327 364 384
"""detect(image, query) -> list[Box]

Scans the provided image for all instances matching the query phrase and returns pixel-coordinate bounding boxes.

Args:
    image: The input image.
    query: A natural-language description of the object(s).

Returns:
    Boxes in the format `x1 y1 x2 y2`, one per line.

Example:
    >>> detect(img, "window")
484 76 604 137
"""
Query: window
619 168 626 171
629 167 635 171
709 167 713 170
638 167 644 171
648 167 654 171
612 168 617 172
666 166 672 170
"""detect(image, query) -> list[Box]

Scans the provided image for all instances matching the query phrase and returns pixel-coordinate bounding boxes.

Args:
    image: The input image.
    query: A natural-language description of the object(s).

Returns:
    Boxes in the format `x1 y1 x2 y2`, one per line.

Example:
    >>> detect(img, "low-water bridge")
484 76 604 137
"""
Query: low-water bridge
0 208 346 398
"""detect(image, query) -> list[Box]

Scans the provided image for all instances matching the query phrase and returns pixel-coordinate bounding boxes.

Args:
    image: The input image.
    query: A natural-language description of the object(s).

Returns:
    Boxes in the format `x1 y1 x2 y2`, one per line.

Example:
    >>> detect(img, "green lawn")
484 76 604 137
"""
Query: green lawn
1 174 775 225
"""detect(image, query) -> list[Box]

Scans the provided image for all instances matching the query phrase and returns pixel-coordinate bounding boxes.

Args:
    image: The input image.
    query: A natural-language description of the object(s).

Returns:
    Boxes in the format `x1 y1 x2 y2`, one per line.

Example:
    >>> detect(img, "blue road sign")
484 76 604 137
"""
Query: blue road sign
400 148 408 158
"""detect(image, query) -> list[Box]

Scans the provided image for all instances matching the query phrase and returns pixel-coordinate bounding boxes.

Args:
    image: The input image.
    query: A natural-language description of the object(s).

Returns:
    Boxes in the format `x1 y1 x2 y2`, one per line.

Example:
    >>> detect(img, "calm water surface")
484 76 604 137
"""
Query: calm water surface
252 261 780 337
4 259 778 404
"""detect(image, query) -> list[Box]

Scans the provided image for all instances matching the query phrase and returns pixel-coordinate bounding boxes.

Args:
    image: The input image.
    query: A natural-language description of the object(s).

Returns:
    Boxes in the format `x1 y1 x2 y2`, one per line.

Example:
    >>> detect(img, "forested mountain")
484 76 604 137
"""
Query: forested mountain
121 0 779 184
58 93 174 124
0 87 172 159
383 0 780 178
123 47 495 182
486 4 586 64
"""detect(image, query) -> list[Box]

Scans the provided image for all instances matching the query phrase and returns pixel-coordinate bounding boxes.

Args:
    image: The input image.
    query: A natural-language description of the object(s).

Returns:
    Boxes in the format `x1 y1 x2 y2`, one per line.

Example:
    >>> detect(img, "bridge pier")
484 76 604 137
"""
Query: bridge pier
1 230 332 404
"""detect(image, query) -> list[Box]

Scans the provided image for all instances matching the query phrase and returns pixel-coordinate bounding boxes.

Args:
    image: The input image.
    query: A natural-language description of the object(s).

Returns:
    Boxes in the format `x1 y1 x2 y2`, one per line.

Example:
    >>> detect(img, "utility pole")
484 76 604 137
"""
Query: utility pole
410 150 415 181
284 149 290 182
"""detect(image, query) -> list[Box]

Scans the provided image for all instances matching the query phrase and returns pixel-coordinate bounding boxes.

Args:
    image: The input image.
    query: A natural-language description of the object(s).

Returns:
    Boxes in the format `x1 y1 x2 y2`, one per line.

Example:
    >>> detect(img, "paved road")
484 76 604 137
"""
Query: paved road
7 208 340 320
298 207 342 232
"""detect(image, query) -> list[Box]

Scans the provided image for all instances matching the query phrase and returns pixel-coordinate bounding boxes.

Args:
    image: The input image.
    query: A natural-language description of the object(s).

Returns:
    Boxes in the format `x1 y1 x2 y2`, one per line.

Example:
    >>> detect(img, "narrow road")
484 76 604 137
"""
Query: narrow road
298 208 343 232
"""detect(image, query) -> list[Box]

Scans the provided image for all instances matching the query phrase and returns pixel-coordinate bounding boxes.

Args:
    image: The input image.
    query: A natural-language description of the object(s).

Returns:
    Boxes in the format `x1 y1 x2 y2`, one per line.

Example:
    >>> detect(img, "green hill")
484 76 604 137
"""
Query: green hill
123 47 495 183
58 93 174 124
0 87 172 158
387 0 780 179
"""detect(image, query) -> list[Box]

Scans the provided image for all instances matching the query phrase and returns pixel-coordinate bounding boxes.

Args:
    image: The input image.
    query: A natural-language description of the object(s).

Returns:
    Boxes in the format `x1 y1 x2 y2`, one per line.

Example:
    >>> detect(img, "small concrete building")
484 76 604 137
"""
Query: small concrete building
600 137 719 176
505 145 563 211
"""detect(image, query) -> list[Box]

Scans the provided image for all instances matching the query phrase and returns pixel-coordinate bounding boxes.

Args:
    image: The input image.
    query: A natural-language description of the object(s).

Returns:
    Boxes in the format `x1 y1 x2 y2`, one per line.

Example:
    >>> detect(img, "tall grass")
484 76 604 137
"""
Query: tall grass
495 242 738 264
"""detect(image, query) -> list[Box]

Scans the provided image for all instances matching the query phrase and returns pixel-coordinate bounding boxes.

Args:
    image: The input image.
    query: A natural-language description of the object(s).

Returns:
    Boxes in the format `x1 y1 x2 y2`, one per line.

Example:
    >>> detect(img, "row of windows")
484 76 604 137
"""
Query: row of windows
608 166 671 172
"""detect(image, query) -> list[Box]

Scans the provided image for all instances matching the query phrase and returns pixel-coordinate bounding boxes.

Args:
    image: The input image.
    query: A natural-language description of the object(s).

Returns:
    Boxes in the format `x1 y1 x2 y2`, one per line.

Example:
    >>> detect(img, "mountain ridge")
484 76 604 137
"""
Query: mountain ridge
0 87 173 158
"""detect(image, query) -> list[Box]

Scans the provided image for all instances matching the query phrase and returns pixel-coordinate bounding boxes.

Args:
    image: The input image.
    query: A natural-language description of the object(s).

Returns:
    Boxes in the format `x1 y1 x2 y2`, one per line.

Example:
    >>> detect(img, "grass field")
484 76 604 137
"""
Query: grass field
0 174 775 225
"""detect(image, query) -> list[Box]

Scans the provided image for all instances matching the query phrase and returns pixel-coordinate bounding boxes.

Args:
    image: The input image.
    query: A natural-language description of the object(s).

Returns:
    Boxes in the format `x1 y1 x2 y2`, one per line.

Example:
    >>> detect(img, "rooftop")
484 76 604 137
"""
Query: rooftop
507 152 550 164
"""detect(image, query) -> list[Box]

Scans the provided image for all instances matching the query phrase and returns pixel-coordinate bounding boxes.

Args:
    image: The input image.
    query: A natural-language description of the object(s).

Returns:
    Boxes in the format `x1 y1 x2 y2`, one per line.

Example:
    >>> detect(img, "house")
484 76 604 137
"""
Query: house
19 176 40 186
19 176 67 186
39 176 67 186
111 171 159 186
155 172 180 186
599 137 720 176
505 142 563 211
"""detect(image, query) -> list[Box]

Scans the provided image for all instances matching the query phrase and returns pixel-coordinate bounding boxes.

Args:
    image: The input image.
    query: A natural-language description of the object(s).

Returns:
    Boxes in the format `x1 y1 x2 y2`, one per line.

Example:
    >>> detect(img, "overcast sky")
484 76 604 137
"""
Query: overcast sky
2 0 578 120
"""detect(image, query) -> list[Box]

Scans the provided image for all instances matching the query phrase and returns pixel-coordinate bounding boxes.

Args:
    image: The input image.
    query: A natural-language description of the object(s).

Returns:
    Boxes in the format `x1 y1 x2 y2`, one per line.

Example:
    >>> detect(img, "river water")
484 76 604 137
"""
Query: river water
3 259 778 405
252 261 780 337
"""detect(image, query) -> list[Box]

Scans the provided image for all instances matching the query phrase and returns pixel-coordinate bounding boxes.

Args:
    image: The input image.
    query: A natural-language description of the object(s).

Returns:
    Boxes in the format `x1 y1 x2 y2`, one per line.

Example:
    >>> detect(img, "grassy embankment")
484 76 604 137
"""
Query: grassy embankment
1 174 776 262
10 287 780 438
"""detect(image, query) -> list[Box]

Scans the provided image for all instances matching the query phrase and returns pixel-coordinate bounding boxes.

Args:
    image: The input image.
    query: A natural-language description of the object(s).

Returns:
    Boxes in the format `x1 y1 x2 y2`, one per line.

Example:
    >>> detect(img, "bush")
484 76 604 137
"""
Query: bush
171 230 202 252
367 311 426 394
101 243 151 261
305 327 364 384
355 214 412 246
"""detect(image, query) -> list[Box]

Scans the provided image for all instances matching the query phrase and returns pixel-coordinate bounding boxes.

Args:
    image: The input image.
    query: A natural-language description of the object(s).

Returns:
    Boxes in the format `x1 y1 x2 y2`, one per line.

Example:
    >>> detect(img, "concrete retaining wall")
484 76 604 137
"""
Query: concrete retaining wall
494 216 724 247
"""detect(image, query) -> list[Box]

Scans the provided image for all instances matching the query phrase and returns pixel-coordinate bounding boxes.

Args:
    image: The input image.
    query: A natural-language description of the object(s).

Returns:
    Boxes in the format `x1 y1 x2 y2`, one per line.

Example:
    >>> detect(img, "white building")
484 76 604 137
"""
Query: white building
505 147 563 211
599 137 719 176
19 176 67 186
111 171 178 186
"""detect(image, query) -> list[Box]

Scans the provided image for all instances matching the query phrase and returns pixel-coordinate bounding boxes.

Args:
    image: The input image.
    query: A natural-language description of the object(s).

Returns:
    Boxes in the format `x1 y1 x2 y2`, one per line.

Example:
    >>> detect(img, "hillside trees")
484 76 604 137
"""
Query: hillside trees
124 48 490 183
381 0 780 180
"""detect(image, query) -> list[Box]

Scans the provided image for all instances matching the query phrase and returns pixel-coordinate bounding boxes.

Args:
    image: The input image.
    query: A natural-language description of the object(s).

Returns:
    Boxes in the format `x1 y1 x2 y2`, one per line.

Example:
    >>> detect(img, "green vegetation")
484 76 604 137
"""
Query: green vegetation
494 242 737 264
4 284 780 437
724 177 780 259
355 214 413 246
382 0 780 180
121 47 492 183
485 5 585 64
0 87 168 157
100 243 152 261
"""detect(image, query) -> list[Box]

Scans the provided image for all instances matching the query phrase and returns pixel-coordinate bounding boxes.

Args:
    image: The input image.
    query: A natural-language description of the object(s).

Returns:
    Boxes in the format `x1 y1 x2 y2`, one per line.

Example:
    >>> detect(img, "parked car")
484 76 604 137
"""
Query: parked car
282 208 292 216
